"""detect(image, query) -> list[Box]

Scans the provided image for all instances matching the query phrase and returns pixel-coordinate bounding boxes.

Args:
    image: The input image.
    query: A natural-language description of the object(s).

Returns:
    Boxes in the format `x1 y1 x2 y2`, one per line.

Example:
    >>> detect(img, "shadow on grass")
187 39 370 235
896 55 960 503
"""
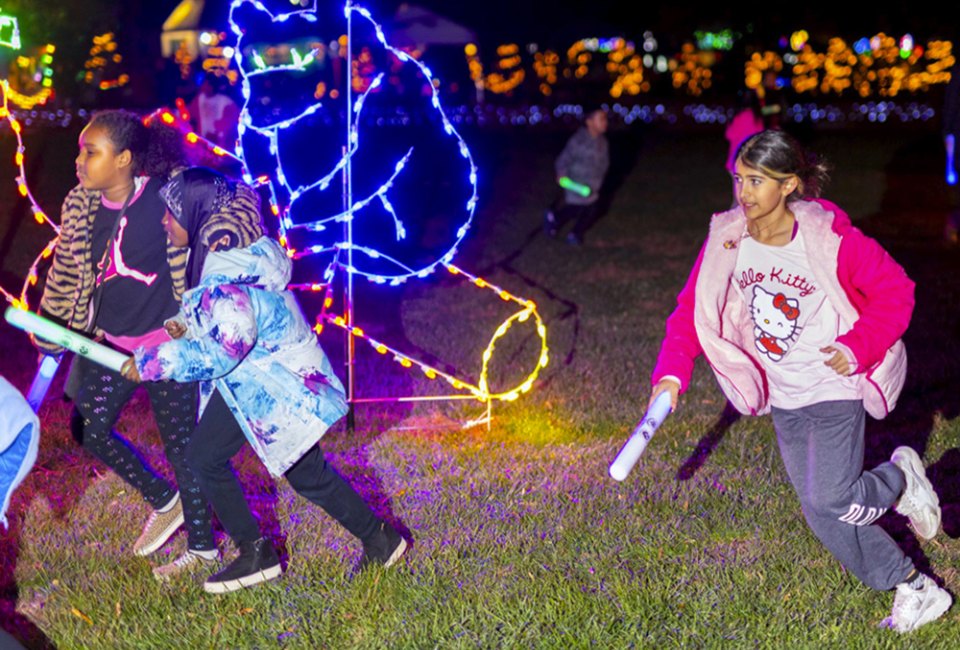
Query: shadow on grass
470 224 581 373
1 515 58 649
676 402 742 481
853 135 960 556
0 334 84 647
329 433 413 547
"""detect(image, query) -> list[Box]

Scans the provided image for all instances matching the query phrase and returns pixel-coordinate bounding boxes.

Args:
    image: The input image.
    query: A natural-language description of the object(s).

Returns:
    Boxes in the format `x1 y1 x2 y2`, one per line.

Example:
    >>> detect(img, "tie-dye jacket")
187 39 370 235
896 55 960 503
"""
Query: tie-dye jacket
133 237 347 476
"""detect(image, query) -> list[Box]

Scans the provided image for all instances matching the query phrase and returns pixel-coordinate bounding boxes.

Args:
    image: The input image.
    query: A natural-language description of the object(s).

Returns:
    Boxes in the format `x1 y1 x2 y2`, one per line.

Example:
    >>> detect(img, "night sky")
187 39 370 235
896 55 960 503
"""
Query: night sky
382 2 958 46
135 2 958 48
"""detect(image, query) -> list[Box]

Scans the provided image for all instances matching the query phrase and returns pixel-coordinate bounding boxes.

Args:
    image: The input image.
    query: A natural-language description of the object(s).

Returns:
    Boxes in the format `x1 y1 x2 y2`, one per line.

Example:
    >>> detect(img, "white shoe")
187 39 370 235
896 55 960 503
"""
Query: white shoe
881 575 952 633
891 446 941 540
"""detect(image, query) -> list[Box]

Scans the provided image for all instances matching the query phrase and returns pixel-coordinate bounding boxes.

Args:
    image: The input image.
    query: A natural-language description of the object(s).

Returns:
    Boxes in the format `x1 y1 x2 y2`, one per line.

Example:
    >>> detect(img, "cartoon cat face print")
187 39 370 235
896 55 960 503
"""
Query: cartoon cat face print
750 285 801 361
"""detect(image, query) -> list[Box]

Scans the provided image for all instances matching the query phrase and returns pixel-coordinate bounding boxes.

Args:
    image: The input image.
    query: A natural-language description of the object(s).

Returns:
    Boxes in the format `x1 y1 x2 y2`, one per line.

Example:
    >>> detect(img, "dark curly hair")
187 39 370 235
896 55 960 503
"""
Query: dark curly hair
735 130 831 199
87 110 185 181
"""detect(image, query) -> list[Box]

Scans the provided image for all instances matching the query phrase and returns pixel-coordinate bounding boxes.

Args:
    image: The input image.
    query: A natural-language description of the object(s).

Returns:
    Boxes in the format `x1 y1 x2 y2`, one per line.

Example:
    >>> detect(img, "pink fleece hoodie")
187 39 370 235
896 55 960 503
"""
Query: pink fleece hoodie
652 199 913 419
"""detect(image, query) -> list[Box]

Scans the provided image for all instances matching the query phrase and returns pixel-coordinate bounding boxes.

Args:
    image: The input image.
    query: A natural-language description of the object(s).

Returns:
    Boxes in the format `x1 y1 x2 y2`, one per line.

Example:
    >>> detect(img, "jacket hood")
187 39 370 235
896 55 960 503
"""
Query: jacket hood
810 198 853 236
199 237 291 291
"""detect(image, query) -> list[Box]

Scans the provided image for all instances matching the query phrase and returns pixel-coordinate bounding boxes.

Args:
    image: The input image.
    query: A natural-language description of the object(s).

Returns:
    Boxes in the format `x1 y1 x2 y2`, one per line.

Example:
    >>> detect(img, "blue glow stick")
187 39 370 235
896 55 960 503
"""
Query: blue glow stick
558 176 591 198
946 134 957 186
25 354 60 412
609 390 672 481
4 307 127 373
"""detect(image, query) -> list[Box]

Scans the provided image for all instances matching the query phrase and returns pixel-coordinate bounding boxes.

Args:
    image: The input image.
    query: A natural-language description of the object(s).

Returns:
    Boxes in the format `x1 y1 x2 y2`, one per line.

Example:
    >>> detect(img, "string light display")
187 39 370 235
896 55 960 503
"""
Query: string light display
556 38 649 99
230 0 480 285
485 43 525 94
464 42 485 100
673 42 713 96
607 38 647 98
143 107 244 164
84 33 129 91
695 29 736 51
319 264 548 403
3 43 56 109
467 32 955 101
174 41 195 80
532 48 559 96
565 39 592 81
748 34 953 98
0 10 20 49
200 31 240 85
224 0 546 408
0 81 59 310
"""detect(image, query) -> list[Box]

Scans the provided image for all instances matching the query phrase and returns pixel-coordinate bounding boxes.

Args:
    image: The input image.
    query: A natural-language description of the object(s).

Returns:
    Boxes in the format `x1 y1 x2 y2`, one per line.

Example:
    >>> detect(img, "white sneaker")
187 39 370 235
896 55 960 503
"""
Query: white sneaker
153 549 218 581
881 575 952 633
891 446 941 540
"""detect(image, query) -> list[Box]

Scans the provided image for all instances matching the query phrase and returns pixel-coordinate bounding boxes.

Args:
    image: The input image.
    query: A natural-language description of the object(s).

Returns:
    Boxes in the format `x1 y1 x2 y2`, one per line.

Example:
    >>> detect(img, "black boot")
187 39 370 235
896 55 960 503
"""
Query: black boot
358 523 408 572
203 537 282 594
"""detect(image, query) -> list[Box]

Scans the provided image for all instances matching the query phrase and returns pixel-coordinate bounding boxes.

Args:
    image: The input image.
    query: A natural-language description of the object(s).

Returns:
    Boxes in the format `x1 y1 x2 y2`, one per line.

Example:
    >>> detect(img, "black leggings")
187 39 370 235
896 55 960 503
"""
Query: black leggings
70 356 214 551
187 390 380 546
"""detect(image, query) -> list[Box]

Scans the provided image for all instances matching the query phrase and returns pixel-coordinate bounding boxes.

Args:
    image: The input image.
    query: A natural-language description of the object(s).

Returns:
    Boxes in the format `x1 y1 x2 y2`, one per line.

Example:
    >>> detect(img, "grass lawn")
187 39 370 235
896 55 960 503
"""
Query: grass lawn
1 123 959 648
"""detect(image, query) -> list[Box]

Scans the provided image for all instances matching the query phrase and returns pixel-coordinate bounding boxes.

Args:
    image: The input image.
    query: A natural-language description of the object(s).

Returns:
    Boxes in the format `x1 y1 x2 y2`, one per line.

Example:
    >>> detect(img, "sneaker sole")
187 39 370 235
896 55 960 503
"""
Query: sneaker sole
893 446 941 541
894 589 954 633
134 510 185 557
911 591 954 632
384 537 408 568
203 564 283 594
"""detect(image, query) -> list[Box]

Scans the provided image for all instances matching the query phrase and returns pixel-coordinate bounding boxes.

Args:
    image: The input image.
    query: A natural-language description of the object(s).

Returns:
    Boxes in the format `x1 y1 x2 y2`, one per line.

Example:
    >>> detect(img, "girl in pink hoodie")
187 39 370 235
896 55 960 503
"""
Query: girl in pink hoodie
650 130 950 633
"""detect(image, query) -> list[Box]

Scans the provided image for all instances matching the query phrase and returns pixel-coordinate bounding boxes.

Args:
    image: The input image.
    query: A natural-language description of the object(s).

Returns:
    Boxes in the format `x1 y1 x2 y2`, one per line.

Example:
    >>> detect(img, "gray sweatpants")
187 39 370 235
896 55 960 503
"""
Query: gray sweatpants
772 399 913 590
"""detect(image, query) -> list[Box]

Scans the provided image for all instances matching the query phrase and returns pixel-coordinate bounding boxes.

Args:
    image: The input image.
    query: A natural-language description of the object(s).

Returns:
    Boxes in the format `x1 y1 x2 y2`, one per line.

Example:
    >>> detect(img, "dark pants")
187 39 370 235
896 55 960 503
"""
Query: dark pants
549 196 601 239
187 390 381 545
773 400 912 590
70 356 214 551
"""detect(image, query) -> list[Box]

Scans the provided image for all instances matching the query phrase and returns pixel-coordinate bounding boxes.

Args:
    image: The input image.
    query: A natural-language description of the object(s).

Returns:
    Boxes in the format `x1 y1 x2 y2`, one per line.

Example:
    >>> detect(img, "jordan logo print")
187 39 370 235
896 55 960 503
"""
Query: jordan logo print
109 216 157 286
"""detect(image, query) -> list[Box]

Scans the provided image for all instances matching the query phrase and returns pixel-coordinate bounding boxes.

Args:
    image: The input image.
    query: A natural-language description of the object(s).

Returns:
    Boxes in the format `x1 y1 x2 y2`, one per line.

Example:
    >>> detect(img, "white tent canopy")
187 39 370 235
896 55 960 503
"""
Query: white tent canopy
388 3 477 48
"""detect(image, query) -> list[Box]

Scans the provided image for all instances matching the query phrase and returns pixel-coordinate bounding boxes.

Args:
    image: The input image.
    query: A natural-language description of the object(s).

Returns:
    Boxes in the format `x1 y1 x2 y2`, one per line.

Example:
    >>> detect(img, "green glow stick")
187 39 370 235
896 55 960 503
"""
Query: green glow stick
5 307 127 372
558 176 591 198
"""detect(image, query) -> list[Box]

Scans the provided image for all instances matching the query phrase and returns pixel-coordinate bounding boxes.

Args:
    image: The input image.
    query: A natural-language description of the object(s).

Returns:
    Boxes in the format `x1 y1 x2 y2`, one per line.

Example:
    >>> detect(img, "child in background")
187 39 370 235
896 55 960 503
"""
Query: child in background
544 105 610 245
725 90 764 176
649 130 951 633
122 168 407 593
942 62 960 242
37 110 223 577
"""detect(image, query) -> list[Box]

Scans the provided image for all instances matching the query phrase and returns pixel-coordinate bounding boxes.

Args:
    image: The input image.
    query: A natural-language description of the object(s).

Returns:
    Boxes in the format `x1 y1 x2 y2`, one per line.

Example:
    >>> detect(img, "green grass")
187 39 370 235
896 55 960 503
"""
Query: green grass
2 125 960 648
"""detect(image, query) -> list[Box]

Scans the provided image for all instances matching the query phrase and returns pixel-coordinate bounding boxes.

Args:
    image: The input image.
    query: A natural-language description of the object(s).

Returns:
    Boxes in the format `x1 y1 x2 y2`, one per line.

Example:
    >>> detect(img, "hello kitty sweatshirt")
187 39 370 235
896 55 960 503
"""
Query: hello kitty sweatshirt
651 199 913 419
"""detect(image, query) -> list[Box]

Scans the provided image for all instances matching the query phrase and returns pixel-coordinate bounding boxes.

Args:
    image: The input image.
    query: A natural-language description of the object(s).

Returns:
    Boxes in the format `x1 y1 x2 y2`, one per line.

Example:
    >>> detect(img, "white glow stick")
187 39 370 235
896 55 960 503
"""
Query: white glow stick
26 354 61 412
609 390 672 481
4 307 127 373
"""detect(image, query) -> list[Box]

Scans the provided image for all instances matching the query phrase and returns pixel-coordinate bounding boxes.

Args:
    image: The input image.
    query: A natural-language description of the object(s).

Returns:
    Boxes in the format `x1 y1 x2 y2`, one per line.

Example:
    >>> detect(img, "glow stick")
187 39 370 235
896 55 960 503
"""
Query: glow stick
25 354 60 412
558 176 591 198
946 134 957 186
4 307 127 373
609 390 672 481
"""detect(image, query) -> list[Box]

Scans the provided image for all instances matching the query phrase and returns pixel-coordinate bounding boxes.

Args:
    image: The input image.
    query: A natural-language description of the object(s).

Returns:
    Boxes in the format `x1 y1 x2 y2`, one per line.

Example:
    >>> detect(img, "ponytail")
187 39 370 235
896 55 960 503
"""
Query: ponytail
735 130 830 199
